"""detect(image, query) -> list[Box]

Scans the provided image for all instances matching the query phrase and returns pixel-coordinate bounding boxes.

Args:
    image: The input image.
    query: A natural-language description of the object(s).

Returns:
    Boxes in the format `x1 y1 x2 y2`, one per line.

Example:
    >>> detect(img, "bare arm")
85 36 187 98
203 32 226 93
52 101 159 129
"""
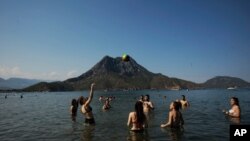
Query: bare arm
84 83 95 107
149 102 154 109
127 112 132 127
161 111 172 128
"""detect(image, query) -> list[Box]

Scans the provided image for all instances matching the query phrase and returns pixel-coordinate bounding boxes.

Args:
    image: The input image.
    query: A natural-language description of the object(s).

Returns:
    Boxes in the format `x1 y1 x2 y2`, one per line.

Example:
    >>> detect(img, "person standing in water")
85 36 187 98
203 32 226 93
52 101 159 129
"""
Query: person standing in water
180 95 190 108
143 95 154 113
223 97 241 118
79 83 96 125
102 98 111 110
161 101 184 128
70 99 78 122
127 101 148 132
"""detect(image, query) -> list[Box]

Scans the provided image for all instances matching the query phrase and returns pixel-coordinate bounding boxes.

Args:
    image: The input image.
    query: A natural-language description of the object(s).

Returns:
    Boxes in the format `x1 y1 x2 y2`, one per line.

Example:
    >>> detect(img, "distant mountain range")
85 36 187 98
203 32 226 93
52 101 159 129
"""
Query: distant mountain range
22 55 250 92
0 78 42 90
203 76 250 88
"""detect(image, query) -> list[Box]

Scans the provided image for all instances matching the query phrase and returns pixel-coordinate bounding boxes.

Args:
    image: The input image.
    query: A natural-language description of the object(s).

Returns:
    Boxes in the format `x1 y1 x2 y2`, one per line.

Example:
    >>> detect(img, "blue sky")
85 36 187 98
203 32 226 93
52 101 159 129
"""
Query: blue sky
0 0 250 83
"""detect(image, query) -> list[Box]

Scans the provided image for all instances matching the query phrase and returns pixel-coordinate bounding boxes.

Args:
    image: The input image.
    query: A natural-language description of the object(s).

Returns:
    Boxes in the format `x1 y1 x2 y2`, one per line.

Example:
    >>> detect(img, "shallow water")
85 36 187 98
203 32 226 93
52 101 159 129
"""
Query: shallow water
0 89 250 141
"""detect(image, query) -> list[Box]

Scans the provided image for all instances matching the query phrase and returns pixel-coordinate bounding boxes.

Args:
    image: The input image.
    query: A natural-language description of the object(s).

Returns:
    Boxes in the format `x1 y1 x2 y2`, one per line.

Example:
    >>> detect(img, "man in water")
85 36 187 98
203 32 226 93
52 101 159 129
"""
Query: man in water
180 95 190 108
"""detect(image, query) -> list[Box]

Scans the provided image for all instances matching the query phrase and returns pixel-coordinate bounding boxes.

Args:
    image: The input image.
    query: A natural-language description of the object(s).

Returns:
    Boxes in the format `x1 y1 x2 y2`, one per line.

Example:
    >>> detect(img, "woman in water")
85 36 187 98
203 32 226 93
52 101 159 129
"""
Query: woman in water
127 101 148 132
102 98 111 110
70 98 78 122
161 101 184 128
143 95 154 113
79 83 95 124
223 97 241 118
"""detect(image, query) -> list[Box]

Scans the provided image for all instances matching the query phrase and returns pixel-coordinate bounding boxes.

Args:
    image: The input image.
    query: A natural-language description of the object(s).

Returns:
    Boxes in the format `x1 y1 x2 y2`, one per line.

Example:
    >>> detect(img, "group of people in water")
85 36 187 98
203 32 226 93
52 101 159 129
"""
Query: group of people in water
70 83 241 132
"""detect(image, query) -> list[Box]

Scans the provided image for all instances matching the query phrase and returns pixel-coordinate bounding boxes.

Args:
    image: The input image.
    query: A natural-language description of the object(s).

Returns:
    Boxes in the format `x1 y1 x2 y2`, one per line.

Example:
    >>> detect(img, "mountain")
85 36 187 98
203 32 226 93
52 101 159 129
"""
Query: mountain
203 76 250 88
24 55 198 91
0 77 42 90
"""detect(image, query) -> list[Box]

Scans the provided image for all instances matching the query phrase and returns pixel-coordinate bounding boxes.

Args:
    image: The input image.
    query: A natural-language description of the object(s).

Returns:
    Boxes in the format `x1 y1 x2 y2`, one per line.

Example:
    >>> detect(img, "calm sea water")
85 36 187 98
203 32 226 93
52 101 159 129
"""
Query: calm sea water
0 89 250 141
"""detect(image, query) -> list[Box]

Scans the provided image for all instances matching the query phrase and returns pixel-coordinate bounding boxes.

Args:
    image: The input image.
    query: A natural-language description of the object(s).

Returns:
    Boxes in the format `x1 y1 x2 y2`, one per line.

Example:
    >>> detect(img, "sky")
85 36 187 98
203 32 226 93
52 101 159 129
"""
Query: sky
0 0 250 83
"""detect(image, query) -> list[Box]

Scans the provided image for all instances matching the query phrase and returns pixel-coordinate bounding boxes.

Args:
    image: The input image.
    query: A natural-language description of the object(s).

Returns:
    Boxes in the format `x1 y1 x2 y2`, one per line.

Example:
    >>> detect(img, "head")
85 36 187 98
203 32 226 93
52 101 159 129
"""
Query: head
135 101 145 124
139 95 144 101
182 95 186 101
144 95 150 102
71 99 78 107
78 96 87 105
230 97 239 106
170 101 180 111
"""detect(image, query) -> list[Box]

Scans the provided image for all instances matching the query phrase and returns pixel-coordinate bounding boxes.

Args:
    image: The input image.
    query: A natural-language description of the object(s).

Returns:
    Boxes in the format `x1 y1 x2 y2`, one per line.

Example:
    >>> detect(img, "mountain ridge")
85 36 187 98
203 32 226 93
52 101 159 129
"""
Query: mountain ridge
17 55 250 92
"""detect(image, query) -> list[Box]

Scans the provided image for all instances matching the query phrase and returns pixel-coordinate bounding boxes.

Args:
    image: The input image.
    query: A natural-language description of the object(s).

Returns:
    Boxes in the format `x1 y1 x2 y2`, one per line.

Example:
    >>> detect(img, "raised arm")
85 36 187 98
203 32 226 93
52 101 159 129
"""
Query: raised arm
84 83 95 107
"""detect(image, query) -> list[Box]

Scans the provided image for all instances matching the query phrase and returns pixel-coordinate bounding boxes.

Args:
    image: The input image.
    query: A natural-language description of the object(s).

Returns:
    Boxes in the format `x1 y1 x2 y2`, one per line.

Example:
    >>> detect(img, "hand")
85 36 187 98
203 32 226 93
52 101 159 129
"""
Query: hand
160 124 165 128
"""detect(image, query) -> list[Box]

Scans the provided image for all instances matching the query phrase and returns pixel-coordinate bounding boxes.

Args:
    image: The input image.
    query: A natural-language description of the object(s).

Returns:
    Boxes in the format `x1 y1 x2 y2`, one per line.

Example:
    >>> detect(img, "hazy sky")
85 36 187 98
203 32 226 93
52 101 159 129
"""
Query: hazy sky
0 0 250 83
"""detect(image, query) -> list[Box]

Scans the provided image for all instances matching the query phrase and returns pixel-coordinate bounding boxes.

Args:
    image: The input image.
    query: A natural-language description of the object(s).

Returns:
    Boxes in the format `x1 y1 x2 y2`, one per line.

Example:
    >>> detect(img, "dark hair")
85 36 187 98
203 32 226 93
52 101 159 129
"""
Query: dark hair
231 97 239 106
182 95 186 101
135 101 145 125
173 101 180 111
78 96 85 105
145 95 150 102
71 99 78 116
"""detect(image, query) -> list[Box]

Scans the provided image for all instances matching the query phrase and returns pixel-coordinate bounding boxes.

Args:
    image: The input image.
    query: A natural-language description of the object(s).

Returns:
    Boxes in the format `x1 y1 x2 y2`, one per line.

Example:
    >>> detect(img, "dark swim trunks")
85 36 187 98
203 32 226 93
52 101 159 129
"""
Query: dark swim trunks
85 118 95 124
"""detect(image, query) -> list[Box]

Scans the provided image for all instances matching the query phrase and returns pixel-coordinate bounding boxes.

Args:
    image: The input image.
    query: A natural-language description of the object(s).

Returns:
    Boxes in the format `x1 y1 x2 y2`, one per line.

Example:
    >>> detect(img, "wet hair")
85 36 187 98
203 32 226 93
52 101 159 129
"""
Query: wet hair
231 97 239 106
71 99 78 116
78 96 85 105
135 101 145 125
175 100 182 110
173 101 180 111
182 95 186 101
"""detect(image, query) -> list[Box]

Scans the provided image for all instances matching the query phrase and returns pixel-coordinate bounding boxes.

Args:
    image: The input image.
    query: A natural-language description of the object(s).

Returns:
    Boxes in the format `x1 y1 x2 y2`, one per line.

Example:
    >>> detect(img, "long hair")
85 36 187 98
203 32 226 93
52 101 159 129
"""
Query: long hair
135 101 145 125
71 99 78 116
145 95 150 102
231 97 240 106
78 96 85 105
173 101 180 111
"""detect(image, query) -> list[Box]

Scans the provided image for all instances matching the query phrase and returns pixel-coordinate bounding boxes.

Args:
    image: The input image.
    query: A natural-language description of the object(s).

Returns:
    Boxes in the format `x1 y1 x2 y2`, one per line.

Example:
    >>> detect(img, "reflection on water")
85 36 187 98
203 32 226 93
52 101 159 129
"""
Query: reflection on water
127 130 150 141
81 125 95 141
0 89 250 141
161 128 184 141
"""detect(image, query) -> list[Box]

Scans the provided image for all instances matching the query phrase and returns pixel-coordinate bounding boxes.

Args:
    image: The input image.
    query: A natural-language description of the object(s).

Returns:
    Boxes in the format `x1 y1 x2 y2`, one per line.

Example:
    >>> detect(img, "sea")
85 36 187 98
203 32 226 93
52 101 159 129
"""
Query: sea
0 89 250 141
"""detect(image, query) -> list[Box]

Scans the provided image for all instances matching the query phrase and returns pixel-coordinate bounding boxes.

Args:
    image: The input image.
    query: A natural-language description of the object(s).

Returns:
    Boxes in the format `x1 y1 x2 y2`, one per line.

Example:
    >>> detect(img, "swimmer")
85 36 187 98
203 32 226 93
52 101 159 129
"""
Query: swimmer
5 94 7 99
223 97 241 118
180 95 190 108
161 101 184 128
138 95 144 103
102 98 111 110
79 83 96 125
143 95 154 113
70 98 78 122
127 101 148 132
99 96 104 102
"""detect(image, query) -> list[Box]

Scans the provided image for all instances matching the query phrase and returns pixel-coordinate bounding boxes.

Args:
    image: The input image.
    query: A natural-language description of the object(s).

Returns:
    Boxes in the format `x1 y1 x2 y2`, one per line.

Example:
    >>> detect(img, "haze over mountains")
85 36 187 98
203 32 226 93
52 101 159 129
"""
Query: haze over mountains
0 78 42 90
20 55 250 92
